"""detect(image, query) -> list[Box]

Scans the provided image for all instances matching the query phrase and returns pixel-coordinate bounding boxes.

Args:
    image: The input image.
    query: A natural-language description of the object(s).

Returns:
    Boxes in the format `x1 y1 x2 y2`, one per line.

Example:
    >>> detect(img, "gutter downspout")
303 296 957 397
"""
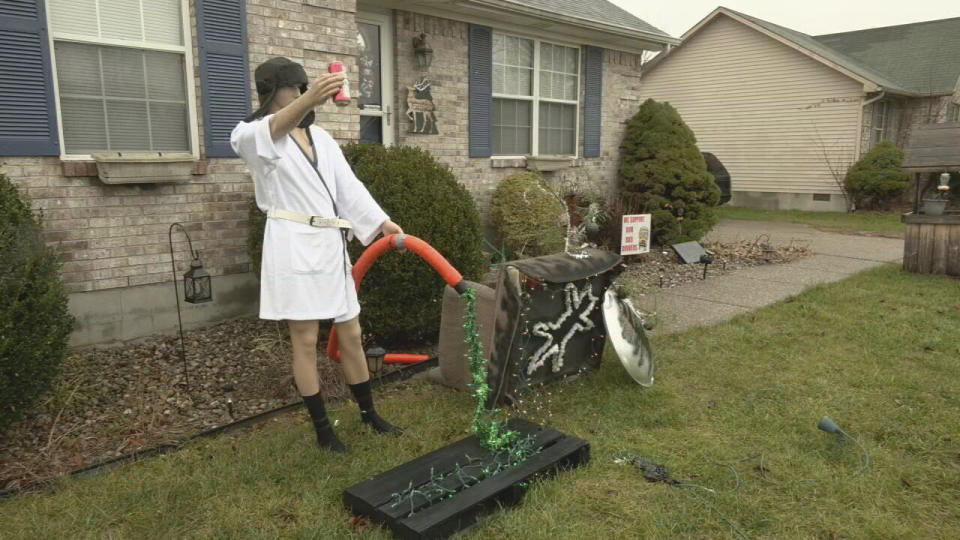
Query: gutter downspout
863 91 886 107
846 90 886 212
856 90 886 157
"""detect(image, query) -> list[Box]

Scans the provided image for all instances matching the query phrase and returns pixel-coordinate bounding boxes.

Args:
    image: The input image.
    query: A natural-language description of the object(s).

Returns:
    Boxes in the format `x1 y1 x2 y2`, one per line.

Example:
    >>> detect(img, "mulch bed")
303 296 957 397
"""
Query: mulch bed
0 239 810 494
0 319 433 493
620 237 811 292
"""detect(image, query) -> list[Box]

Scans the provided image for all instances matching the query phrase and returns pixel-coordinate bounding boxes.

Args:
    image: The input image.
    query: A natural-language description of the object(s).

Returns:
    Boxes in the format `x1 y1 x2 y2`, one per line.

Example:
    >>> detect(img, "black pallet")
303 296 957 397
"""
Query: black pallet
342 419 589 539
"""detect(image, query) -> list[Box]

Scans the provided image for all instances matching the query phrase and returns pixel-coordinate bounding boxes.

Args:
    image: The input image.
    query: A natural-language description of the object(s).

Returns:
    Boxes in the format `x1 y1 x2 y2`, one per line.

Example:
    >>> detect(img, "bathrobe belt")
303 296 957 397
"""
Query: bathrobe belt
267 209 352 230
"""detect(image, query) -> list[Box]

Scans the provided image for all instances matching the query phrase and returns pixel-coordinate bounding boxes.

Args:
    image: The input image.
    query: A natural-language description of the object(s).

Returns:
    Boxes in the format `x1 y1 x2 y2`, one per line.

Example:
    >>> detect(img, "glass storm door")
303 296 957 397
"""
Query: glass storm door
357 13 394 145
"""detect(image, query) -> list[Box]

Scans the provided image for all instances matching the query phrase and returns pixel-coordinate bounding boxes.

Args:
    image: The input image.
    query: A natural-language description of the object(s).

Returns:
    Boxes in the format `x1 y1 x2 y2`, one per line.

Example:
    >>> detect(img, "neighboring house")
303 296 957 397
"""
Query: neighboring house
638 8 960 211
0 0 676 345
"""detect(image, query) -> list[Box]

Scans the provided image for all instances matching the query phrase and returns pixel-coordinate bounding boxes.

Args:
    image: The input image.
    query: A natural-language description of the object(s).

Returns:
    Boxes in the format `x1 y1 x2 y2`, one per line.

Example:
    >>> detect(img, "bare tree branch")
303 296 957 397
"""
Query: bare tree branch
809 120 856 212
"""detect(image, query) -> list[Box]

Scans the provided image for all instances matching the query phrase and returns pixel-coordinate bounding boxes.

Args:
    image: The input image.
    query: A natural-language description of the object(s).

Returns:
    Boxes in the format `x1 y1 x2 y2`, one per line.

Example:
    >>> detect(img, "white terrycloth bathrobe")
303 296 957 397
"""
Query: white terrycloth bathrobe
231 114 389 321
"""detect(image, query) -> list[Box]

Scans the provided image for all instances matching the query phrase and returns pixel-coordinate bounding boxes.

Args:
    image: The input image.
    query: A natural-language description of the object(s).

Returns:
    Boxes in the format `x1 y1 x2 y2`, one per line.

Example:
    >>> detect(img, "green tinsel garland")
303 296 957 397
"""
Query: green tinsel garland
385 289 541 516
463 288 517 451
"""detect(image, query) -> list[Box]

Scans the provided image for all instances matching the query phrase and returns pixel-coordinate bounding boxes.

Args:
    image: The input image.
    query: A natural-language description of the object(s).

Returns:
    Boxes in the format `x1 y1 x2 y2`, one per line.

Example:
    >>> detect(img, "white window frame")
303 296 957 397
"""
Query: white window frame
870 100 888 148
491 31 581 159
949 102 960 123
46 0 199 160
357 10 396 146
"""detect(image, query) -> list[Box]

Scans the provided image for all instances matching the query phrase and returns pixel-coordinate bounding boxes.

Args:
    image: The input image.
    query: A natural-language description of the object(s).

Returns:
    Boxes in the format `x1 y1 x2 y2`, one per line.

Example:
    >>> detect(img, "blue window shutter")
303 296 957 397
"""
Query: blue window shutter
582 46 603 158
0 0 60 156
197 0 250 158
468 24 492 158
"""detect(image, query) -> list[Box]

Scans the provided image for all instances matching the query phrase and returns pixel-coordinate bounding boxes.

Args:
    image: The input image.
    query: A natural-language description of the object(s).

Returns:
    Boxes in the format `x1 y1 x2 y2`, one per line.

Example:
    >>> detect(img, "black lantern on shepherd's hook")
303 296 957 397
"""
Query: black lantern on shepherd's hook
168 222 213 391
183 258 212 304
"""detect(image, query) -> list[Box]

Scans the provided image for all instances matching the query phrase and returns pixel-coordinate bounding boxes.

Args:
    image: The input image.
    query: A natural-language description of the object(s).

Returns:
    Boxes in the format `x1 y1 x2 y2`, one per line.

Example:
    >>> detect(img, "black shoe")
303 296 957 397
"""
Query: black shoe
349 380 403 435
313 418 348 453
361 409 404 435
301 391 348 453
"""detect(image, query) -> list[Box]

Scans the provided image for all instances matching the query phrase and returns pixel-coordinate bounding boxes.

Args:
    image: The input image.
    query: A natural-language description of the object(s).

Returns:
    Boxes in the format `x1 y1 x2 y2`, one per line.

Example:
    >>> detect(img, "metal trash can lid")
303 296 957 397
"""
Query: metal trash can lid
602 287 654 386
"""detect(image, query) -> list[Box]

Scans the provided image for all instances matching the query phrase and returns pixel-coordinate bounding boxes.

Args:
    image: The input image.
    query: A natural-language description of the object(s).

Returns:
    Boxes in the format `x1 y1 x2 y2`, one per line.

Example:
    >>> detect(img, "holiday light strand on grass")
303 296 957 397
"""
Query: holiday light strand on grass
387 433 540 517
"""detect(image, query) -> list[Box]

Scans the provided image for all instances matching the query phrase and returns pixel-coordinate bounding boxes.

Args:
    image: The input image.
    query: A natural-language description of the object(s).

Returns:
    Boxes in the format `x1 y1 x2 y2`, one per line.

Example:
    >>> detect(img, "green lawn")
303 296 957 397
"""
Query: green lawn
3 266 959 539
717 206 906 236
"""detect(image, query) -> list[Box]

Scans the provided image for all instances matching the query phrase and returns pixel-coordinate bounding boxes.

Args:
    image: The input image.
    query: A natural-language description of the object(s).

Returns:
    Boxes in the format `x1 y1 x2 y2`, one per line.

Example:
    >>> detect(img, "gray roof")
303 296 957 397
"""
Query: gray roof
507 0 672 38
725 8 913 94
814 17 960 96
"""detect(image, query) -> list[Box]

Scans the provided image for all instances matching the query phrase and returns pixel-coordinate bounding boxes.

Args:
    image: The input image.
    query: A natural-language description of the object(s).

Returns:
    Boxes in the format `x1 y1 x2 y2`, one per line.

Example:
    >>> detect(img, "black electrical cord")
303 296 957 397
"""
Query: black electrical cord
614 454 749 539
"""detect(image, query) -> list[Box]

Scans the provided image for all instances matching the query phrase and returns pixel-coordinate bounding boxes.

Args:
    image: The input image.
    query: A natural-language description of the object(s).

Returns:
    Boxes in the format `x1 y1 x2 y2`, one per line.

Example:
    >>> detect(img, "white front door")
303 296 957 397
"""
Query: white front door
357 12 395 145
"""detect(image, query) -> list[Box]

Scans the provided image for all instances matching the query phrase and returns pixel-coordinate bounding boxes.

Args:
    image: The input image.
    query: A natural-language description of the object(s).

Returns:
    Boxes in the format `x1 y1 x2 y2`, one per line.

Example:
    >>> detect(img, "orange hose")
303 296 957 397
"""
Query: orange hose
383 354 431 364
328 234 464 363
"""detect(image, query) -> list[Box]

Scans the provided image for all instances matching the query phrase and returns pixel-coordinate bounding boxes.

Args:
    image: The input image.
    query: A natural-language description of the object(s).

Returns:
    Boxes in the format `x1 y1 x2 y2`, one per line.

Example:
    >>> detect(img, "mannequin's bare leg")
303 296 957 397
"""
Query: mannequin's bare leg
289 319 346 452
288 319 321 395
334 316 368 385
336 316 403 434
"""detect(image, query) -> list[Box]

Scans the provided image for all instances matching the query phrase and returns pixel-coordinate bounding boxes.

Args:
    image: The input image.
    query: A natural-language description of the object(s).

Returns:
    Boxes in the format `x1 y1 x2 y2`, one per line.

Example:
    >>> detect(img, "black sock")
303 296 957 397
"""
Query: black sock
301 391 347 452
348 381 403 434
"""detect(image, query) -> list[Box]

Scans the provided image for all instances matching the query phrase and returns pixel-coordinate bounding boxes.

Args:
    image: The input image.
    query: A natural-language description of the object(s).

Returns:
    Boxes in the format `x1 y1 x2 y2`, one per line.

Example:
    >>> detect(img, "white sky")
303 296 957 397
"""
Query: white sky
610 0 960 38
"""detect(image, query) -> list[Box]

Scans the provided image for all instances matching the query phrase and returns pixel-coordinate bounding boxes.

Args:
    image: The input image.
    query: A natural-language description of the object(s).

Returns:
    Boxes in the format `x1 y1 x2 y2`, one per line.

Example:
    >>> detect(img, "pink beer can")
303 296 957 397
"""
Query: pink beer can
328 61 351 106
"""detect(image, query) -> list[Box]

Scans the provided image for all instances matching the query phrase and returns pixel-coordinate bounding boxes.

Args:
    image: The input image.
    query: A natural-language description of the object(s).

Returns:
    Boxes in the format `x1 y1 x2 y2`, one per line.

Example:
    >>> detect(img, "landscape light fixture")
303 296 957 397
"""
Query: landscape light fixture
168 222 214 391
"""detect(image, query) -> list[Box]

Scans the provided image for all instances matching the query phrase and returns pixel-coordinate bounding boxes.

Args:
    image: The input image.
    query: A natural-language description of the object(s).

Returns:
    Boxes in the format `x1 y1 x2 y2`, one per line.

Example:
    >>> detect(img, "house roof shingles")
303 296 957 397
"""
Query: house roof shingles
506 0 672 38
721 8 960 96
814 17 960 96
724 8 913 94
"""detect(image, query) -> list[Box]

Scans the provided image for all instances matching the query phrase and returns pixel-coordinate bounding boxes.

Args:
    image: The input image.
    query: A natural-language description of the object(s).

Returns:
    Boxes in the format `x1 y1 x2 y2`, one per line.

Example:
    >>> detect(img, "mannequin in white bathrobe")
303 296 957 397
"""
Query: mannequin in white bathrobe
231 57 403 453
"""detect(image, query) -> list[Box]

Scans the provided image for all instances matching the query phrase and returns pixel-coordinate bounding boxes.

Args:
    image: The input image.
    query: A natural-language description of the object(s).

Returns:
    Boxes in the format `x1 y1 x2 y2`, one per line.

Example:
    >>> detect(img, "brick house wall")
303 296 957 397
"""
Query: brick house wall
2 0 364 345
392 12 644 214
2 1 648 345
3 1 361 296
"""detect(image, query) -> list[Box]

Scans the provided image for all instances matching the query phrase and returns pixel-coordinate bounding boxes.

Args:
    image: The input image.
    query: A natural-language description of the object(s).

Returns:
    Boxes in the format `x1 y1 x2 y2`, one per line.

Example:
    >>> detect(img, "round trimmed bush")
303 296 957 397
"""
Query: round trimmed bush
844 141 910 210
248 145 485 345
619 98 720 245
0 172 74 435
343 144 484 344
490 171 566 257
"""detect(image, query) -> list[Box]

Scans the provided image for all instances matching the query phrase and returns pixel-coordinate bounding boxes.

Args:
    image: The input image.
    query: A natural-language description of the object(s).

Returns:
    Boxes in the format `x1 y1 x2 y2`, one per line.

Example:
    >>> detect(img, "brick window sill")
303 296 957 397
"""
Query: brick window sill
489 156 585 169
62 159 209 178
490 157 527 168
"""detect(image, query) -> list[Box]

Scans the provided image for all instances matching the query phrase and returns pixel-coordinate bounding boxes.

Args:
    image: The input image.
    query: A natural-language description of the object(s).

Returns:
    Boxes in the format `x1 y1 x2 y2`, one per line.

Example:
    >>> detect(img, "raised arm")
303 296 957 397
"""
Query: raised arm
324 136 391 245
268 72 347 140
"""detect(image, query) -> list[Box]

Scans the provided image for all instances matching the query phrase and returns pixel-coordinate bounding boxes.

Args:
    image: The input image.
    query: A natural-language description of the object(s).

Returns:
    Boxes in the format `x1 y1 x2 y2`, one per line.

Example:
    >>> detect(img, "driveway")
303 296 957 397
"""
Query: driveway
644 219 905 334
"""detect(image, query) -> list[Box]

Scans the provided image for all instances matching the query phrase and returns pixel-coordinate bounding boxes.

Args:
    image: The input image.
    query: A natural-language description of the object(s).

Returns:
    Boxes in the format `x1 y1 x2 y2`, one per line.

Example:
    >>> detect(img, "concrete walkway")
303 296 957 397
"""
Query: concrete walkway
646 219 905 334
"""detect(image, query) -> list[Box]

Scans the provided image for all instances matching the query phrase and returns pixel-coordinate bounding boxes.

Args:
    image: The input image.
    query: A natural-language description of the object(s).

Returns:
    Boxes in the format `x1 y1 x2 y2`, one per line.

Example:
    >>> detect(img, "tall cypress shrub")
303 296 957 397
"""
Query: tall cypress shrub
619 99 720 245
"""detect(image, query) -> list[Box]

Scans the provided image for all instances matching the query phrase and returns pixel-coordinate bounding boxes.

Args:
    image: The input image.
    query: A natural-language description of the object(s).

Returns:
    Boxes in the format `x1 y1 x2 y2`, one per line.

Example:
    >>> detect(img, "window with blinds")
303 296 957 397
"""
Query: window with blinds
47 0 192 155
870 100 889 148
492 33 579 157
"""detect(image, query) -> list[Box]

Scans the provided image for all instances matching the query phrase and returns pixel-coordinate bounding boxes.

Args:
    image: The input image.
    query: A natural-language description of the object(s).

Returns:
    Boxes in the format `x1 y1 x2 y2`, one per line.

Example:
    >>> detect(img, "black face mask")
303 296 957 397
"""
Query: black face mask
298 109 315 129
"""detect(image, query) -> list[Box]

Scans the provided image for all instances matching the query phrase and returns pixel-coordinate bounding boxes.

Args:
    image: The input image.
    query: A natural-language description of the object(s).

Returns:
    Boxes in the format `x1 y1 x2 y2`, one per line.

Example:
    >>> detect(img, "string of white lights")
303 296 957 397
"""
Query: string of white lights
526 282 599 375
